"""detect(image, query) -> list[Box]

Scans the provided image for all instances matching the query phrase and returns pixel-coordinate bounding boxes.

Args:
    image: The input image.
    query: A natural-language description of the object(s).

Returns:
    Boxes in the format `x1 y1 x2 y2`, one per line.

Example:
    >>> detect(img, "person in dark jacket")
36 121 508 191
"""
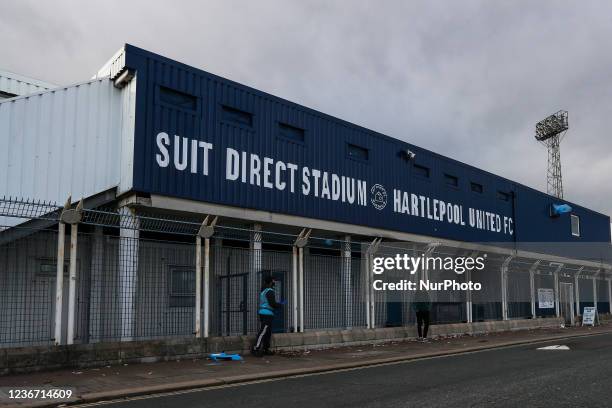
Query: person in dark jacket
413 290 431 341
252 276 282 356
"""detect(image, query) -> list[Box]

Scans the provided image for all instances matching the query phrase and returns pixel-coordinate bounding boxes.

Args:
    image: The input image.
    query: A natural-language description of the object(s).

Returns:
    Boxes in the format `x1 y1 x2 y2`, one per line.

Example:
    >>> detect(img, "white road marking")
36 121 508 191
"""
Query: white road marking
537 345 570 350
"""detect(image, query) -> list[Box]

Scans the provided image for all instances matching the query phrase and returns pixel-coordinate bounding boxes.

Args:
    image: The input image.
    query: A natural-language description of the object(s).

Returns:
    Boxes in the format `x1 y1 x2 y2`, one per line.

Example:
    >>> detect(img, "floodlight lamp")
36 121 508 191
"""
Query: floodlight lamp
535 110 569 141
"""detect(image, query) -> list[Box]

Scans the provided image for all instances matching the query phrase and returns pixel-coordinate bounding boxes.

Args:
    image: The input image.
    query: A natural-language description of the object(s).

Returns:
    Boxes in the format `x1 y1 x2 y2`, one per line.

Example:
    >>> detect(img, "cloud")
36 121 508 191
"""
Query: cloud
1 0 610 215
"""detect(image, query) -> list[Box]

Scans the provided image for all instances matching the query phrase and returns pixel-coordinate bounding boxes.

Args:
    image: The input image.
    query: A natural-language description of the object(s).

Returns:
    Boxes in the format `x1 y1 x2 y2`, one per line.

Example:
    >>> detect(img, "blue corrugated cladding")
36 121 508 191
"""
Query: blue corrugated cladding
123 45 611 244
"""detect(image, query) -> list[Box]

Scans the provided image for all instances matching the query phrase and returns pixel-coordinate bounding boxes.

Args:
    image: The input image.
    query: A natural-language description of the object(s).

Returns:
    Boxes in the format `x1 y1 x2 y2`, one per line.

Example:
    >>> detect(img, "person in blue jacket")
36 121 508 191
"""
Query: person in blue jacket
252 276 282 356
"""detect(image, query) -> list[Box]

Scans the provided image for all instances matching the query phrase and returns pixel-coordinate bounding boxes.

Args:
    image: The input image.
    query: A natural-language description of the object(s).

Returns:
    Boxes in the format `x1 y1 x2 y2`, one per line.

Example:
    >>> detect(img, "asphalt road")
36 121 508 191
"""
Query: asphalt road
87 333 612 408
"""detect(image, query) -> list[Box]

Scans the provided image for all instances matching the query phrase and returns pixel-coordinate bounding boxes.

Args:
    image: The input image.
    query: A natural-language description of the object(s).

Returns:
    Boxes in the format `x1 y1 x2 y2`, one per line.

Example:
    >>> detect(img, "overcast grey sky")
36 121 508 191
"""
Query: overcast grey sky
1 0 610 216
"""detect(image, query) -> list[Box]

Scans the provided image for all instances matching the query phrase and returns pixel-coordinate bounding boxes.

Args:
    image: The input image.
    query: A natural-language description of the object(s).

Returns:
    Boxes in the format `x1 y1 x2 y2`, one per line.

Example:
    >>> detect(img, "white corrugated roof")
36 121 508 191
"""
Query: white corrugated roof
0 69 57 99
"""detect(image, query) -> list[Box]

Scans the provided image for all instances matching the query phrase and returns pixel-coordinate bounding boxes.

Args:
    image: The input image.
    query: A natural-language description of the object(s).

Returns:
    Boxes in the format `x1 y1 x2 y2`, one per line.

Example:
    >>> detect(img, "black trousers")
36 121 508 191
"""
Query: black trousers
253 314 274 351
416 310 430 338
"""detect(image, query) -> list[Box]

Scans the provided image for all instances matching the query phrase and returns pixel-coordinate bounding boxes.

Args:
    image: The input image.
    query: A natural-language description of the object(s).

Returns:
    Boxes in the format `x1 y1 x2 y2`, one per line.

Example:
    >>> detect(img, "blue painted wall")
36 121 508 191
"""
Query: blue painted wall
121 44 611 245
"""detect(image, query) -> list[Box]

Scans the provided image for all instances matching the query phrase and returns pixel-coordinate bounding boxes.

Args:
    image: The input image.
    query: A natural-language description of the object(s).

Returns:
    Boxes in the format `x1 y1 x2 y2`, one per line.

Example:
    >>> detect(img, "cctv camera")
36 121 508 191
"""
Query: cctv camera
404 149 416 160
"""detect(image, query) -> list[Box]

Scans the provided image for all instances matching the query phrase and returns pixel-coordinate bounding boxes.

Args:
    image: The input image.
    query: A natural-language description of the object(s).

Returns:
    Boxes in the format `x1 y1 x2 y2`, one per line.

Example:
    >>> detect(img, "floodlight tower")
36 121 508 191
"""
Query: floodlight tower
535 110 569 199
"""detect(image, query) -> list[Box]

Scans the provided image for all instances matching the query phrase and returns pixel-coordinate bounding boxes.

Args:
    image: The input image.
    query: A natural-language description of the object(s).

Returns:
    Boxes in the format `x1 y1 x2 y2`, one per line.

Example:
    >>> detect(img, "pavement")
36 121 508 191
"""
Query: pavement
0 324 610 408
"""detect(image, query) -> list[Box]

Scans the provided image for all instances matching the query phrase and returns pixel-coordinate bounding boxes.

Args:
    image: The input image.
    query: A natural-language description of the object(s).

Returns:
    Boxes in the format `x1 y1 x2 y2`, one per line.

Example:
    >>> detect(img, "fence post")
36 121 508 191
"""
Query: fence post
342 235 352 329
551 263 564 318
54 221 66 345
529 260 540 319
196 216 216 339
293 229 310 333
204 237 210 338
575 267 583 316
593 275 598 310
466 267 473 323
195 235 202 338
251 224 263 334
500 256 514 321
608 279 611 314
554 271 559 318
292 246 298 332
195 216 219 338
66 223 79 345
364 238 381 329
57 198 83 346
365 252 371 329
465 251 479 324
299 246 304 332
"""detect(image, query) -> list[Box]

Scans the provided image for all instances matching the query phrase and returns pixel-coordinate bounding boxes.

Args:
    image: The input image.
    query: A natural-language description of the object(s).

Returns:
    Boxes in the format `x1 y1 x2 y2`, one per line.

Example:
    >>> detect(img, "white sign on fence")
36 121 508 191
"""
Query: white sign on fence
582 307 598 326
538 288 555 309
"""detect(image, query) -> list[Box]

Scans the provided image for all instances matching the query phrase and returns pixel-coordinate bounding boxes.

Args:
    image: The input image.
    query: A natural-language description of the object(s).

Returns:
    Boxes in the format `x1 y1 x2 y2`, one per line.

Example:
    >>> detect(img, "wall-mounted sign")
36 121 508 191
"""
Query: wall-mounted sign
538 288 555 309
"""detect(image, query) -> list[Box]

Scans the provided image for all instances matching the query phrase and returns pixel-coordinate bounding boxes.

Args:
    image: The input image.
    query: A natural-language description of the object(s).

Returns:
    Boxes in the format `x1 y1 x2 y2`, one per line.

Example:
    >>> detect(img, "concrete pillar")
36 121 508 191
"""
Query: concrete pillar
342 235 352 329
118 206 139 341
88 226 104 341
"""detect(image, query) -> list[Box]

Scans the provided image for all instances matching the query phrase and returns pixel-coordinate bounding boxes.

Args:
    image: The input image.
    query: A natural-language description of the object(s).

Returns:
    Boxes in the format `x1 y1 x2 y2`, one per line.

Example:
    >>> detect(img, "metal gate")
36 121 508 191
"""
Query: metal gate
217 273 249 336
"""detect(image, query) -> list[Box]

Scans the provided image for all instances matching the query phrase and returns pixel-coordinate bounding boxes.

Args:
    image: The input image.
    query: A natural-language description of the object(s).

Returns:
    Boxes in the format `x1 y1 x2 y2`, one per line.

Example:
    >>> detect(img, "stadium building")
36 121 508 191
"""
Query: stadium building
0 45 610 358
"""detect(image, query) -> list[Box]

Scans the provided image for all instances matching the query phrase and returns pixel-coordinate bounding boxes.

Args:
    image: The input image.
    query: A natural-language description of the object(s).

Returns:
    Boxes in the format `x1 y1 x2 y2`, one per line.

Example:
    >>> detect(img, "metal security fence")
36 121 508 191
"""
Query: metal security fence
0 228 60 347
0 196 611 348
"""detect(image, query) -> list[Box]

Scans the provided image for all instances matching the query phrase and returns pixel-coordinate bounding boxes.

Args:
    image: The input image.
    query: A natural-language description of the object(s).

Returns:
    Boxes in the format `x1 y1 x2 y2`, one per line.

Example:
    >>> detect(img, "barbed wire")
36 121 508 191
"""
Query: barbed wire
0 196 61 220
